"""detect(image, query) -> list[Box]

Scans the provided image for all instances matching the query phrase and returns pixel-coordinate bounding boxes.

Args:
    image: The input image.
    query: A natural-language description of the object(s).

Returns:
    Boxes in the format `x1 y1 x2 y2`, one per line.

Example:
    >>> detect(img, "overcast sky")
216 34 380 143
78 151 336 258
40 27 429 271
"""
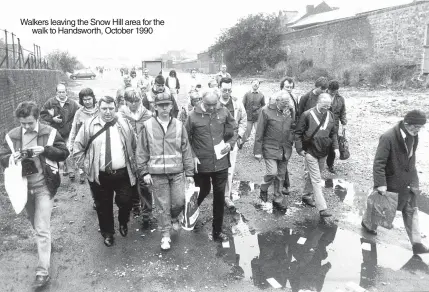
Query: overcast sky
0 0 413 67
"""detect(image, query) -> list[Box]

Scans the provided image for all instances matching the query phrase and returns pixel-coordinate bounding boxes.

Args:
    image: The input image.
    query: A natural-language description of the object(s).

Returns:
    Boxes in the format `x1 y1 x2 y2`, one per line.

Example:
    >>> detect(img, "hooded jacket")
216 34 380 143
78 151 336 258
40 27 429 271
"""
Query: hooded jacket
185 102 238 173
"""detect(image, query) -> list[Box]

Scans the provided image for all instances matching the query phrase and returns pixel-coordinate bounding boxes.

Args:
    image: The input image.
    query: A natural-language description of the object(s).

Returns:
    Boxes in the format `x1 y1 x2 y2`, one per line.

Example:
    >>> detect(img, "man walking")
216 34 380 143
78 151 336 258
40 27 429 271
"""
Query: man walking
326 80 347 174
0 101 69 288
216 64 231 85
138 68 154 94
218 77 247 209
136 92 194 250
119 89 153 219
241 79 265 149
40 83 79 179
297 77 328 118
254 91 292 212
294 93 339 217
185 90 238 242
362 110 429 254
74 96 137 247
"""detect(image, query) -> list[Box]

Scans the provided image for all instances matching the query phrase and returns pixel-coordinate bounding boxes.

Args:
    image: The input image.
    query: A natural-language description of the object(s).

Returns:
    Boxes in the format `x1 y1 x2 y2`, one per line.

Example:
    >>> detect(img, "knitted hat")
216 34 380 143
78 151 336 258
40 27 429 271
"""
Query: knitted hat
404 110 427 125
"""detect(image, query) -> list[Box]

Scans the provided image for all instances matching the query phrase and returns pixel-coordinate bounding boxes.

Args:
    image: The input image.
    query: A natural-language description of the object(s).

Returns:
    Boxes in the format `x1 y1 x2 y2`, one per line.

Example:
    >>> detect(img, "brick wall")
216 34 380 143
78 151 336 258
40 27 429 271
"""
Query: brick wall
0 69 62 140
280 1 429 71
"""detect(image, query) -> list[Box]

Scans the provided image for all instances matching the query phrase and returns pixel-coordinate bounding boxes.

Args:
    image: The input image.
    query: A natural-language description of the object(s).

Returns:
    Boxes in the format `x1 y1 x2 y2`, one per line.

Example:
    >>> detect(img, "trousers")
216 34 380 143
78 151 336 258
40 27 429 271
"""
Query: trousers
303 153 328 211
225 143 238 198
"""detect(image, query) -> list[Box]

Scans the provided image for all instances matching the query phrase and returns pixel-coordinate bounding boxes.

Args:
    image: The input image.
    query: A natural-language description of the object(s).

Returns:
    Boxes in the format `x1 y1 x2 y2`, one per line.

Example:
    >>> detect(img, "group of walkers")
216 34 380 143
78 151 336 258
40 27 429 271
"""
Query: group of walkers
0 65 428 288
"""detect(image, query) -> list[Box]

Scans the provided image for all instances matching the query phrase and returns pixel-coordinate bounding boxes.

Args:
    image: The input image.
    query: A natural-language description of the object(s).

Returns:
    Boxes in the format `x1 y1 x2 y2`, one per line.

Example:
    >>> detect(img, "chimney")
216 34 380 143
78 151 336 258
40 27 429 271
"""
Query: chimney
306 5 315 14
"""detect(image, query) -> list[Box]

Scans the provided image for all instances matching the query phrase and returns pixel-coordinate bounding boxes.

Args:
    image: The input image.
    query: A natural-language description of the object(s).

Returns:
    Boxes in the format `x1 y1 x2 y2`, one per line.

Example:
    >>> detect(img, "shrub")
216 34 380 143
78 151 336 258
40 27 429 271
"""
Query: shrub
297 67 333 82
264 61 291 79
367 59 414 87
335 64 371 86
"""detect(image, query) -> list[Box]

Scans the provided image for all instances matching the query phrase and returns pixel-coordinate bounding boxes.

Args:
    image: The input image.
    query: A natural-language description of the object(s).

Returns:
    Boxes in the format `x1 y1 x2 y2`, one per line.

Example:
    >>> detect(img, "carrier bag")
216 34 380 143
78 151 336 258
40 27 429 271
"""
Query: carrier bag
181 183 200 231
363 189 398 230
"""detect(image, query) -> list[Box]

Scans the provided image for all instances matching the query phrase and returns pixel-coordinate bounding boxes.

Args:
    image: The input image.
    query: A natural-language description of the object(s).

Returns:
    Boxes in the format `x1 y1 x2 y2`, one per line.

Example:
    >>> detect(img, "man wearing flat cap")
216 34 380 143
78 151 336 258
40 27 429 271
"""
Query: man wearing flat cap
362 109 429 254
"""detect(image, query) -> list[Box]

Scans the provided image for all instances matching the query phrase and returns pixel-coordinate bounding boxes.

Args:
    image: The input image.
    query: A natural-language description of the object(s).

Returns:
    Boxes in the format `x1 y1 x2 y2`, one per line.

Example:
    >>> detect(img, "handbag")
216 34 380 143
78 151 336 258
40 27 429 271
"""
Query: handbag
4 134 28 214
338 128 350 160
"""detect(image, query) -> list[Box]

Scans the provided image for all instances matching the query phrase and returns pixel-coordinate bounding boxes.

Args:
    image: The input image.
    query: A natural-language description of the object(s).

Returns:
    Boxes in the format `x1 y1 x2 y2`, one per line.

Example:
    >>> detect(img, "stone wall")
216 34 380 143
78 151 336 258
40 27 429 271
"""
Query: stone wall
280 1 429 71
0 69 62 140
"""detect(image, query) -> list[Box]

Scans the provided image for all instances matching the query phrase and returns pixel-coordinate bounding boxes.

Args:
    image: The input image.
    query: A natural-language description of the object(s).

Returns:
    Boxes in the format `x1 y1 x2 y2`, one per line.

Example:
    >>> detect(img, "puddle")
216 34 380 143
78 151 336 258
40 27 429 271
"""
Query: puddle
221 214 429 291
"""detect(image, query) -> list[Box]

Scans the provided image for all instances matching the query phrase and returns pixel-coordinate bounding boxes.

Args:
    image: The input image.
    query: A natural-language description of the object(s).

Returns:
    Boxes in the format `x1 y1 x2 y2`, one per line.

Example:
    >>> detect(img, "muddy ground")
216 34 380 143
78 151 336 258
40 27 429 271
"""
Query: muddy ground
0 70 429 292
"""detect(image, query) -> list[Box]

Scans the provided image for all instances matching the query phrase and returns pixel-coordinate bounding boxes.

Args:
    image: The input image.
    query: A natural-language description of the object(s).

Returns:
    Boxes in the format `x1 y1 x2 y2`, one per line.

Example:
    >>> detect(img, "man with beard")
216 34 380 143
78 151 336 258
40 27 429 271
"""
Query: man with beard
294 93 339 217
218 77 247 209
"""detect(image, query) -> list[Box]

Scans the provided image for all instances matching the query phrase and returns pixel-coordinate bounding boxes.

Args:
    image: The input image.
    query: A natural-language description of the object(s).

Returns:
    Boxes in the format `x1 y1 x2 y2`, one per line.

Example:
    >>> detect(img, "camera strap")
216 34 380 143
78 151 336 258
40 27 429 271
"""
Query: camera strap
5 134 16 155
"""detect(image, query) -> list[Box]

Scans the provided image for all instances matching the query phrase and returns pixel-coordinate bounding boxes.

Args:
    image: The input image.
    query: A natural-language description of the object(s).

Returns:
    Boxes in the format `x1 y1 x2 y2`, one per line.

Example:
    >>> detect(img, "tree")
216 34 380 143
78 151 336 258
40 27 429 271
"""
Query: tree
209 13 287 74
45 50 83 73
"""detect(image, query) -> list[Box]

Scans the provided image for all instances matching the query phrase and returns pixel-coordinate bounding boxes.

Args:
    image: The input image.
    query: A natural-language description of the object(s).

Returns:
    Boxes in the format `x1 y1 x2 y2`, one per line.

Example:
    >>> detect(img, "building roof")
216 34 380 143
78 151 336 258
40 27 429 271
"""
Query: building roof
289 7 356 29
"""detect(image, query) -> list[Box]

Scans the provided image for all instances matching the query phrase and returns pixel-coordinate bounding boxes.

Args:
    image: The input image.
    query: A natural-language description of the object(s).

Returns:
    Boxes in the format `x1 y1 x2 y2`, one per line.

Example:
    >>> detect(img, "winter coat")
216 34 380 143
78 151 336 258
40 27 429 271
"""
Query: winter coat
0 123 70 197
297 90 319 118
68 107 99 151
242 91 265 122
136 117 194 177
330 93 347 129
294 107 338 158
254 104 293 160
373 121 419 210
118 104 152 136
73 115 137 186
40 97 80 139
185 102 238 173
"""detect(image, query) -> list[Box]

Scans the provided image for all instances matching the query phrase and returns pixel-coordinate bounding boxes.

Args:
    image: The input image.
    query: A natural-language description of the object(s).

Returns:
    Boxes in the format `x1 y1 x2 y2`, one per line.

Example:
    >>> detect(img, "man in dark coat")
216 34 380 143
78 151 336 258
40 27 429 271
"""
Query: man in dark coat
362 110 429 254
297 77 328 119
254 91 293 212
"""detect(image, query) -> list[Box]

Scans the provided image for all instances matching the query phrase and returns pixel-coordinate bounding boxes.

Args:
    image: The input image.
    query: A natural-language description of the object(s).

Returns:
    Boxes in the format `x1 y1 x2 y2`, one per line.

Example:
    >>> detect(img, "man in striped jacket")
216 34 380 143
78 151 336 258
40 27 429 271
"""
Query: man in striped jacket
136 92 194 251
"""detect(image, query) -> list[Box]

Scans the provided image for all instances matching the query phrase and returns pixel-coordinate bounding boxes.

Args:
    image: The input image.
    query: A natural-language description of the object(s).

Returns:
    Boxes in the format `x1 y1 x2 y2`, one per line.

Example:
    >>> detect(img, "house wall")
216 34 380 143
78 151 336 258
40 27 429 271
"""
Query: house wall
280 1 429 71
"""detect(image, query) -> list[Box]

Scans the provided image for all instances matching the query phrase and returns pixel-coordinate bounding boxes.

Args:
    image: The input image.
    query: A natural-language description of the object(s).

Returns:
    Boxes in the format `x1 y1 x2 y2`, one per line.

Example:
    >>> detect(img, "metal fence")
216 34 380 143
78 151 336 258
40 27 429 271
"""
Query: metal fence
0 28 50 69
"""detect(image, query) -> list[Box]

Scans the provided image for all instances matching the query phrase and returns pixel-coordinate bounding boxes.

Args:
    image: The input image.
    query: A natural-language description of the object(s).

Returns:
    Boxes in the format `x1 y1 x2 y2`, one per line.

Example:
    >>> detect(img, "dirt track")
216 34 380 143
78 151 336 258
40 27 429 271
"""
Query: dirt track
1 70 429 292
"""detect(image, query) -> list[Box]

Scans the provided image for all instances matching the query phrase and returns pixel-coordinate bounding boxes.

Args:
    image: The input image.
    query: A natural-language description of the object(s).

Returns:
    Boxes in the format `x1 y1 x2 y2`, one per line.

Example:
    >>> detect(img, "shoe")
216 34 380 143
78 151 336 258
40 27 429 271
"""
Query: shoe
225 197 235 209
119 224 128 237
281 187 290 196
302 197 316 208
361 221 377 235
161 237 171 250
328 166 336 174
69 172 76 181
272 201 287 212
213 231 229 242
104 236 114 247
79 173 86 184
133 207 141 218
32 275 50 288
412 243 429 254
259 190 268 203
172 220 181 231
319 210 332 217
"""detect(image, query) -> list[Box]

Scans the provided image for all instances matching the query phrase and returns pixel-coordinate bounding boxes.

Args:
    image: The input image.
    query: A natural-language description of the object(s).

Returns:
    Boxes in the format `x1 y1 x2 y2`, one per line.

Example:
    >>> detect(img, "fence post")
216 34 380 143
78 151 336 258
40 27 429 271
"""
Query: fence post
5 30 9 68
17 38 22 68
11 33 16 69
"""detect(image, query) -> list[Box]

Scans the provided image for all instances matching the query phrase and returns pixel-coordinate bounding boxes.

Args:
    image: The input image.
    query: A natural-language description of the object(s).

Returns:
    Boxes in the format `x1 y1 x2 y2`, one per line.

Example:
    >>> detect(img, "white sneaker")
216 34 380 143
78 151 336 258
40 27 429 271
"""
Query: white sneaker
161 237 171 250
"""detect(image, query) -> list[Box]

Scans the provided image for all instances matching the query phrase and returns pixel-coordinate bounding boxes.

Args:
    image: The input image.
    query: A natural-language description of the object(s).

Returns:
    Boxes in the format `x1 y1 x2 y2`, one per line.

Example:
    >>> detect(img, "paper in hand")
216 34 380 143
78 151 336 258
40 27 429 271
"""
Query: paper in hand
214 140 228 160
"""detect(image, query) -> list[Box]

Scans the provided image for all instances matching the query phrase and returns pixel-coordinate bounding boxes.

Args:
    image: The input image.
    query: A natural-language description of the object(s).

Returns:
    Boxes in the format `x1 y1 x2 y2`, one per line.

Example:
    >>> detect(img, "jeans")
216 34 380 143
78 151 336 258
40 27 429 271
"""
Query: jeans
152 173 185 237
242 120 257 143
194 169 228 233
25 185 53 276
303 153 327 211
137 176 152 217
131 185 141 210
225 143 238 198
89 168 133 238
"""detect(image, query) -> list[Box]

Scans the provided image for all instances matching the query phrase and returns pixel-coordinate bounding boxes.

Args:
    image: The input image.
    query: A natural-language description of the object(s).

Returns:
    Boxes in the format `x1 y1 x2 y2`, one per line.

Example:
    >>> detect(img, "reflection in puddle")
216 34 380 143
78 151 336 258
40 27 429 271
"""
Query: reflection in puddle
222 213 429 291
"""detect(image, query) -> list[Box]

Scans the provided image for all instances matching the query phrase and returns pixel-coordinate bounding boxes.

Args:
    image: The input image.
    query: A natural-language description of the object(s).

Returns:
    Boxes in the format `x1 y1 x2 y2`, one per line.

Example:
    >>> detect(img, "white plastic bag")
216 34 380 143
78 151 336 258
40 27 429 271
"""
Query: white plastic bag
4 155 28 214
181 183 200 231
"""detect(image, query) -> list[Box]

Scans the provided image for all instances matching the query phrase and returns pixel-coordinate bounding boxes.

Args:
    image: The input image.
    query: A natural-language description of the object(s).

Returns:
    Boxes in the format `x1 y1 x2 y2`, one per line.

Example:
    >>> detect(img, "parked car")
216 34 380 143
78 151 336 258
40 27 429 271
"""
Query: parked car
70 69 96 80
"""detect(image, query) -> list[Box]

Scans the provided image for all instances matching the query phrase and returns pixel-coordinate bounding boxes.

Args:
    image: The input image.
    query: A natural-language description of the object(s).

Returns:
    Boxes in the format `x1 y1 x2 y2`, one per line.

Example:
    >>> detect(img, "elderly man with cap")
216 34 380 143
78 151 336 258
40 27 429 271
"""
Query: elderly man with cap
362 109 429 254
136 92 194 250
